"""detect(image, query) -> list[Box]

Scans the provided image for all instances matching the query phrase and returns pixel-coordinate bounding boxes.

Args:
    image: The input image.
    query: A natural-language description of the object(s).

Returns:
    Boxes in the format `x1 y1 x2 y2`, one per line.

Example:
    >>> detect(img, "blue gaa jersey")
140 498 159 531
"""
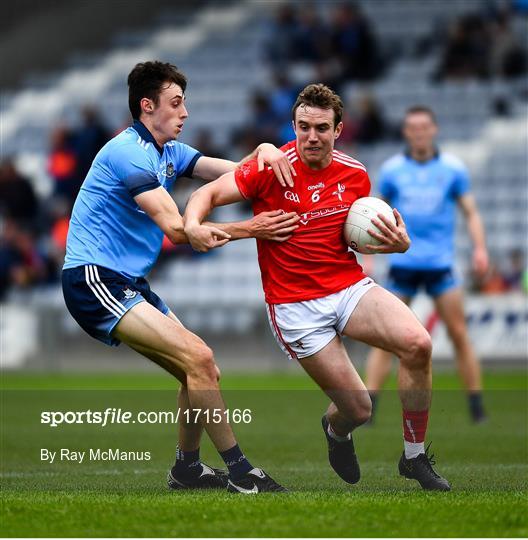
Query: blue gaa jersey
378 151 470 270
63 121 201 278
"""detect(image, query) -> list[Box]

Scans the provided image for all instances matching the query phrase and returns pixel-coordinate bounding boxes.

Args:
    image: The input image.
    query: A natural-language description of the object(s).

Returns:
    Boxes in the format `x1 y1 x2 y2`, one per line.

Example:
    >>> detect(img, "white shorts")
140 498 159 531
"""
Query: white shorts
266 277 377 361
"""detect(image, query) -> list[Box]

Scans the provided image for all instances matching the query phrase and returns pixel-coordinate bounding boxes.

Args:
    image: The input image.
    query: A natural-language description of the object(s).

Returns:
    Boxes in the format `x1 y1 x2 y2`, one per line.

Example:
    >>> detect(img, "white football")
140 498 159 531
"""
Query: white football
344 197 396 254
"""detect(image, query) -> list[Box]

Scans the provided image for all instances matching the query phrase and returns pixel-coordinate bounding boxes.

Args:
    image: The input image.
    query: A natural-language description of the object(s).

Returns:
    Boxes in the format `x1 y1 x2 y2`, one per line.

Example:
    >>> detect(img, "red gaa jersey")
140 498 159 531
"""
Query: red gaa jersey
234 140 371 304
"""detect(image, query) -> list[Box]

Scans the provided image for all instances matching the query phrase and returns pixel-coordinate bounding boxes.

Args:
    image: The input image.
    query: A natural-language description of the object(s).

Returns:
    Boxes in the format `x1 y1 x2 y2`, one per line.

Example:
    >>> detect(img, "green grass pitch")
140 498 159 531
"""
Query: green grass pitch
1 370 527 537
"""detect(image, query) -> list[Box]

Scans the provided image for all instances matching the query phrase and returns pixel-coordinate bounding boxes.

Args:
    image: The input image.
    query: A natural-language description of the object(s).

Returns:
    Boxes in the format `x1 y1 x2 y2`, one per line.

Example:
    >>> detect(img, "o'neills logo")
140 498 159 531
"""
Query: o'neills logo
307 182 325 191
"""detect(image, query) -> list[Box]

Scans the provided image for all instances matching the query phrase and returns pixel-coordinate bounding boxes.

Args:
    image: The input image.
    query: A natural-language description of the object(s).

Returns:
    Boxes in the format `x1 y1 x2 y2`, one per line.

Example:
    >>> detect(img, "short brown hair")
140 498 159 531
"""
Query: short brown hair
292 84 343 128
128 61 187 120
405 105 437 124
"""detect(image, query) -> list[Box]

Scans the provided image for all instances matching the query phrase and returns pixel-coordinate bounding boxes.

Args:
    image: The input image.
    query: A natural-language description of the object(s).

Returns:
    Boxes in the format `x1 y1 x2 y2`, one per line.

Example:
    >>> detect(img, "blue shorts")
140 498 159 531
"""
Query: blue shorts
62 265 170 346
386 267 459 298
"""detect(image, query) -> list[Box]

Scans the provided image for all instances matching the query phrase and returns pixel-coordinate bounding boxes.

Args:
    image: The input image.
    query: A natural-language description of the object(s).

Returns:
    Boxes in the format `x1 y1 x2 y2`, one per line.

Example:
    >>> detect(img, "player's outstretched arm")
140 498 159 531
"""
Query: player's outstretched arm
192 144 295 187
134 186 229 249
135 186 187 244
184 171 299 252
245 143 296 188
458 193 489 277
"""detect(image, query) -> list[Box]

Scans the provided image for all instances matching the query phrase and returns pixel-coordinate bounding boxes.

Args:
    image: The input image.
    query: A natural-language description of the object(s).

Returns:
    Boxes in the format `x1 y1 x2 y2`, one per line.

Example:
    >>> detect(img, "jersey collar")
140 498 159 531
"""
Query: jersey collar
132 120 164 155
404 146 440 164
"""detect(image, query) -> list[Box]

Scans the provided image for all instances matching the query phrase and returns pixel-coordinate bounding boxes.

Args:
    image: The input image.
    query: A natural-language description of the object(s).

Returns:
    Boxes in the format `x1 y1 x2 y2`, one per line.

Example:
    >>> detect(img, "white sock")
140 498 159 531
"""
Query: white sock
404 440 425 459
327 423 351 442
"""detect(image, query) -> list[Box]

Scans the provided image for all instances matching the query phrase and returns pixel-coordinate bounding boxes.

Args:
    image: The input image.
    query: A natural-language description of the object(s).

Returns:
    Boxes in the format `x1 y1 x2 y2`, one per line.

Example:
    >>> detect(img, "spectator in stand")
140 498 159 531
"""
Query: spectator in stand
192 129 224 160
0 159 57 298
292 6 331 64
489 9 527 78
247 92 281 146
329 3 381 82
514 0 528 13
266 5 299 66
47 124 80 204
0 159 39 227
437 13 492 80
340 93 387 146
478 258 507 294
73 106 111 181
48 197 72 268
269 73 299 144
230 126 263 163
265 4 383 89
269 73 298 122
503 249 525 291
0 219 51 300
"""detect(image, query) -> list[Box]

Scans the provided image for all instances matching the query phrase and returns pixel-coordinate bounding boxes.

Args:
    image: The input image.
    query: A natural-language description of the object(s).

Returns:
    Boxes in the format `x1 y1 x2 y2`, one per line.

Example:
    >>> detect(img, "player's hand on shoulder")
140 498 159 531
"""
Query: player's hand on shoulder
250 210 300 242
365 208 411 254
184 223 231 252
256 143 296 188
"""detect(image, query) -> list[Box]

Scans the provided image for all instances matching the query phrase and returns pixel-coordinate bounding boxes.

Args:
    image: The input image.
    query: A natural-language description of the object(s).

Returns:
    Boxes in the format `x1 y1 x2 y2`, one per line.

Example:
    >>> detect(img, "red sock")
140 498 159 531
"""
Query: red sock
402 409 429 443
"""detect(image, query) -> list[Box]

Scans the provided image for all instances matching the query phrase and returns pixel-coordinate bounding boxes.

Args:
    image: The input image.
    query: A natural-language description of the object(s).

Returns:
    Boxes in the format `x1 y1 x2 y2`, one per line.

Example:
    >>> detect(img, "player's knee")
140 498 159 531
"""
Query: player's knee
401 328 432 369
188 344 217 382
340 392 372 426
355 396 372 426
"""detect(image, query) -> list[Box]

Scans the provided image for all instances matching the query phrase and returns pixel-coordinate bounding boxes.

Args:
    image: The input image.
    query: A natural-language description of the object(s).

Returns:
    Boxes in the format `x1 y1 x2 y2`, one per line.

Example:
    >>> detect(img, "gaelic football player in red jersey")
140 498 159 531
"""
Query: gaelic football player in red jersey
184 84 450 491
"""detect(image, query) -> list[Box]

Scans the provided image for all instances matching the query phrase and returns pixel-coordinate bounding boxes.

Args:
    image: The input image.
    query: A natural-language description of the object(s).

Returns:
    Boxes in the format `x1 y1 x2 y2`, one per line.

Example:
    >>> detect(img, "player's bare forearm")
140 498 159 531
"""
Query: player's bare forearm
162 220 248 245
192 157 237 182
238 143 295 188
184 176 299 251
184 173 246 230
184 187 216 229
165 227 188 244
205 220 252 240
459 194 488 275
466 211 486 251
152 213 187 244
194 144 294 187
135 187 189 244
459 194 486 250
193 142 294 180
183 185 237 251
236 143 276 167
205 212 299 242
467 211 489 275
132 186 229 246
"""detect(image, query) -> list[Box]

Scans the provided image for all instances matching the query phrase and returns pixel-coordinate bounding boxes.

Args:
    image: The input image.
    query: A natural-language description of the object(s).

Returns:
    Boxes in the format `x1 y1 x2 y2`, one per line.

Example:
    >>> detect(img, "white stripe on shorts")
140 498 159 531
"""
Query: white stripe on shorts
84 265 125 317
91 265 127 315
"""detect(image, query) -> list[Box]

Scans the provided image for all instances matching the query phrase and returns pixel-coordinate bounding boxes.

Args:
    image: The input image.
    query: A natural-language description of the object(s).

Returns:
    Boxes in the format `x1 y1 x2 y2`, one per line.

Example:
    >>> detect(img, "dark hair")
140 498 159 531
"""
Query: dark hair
127 61 187 120
292 84 343 128
405 105 437 124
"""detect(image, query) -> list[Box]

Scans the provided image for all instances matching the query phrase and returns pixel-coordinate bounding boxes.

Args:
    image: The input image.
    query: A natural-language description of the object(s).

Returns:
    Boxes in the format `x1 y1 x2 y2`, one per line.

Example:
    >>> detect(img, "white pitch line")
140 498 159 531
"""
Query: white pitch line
0 468 166 478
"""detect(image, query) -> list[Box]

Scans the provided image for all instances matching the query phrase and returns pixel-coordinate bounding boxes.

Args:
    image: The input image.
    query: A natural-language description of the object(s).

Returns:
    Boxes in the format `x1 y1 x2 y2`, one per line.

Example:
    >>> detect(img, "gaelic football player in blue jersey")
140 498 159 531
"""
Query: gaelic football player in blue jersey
365 106 489 423
62 61 299 493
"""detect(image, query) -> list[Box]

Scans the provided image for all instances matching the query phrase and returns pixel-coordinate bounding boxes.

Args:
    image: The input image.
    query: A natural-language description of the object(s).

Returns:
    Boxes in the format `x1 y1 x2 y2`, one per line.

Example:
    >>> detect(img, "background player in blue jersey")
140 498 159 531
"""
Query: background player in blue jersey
365 106 489 423
62 61 299 493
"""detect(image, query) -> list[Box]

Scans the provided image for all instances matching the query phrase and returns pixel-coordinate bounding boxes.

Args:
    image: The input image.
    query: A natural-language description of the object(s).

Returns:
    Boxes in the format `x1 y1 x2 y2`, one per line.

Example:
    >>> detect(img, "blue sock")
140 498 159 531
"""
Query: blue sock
468 392 485 420
369 391 378 420
219 444 253 480
172 447 202 478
